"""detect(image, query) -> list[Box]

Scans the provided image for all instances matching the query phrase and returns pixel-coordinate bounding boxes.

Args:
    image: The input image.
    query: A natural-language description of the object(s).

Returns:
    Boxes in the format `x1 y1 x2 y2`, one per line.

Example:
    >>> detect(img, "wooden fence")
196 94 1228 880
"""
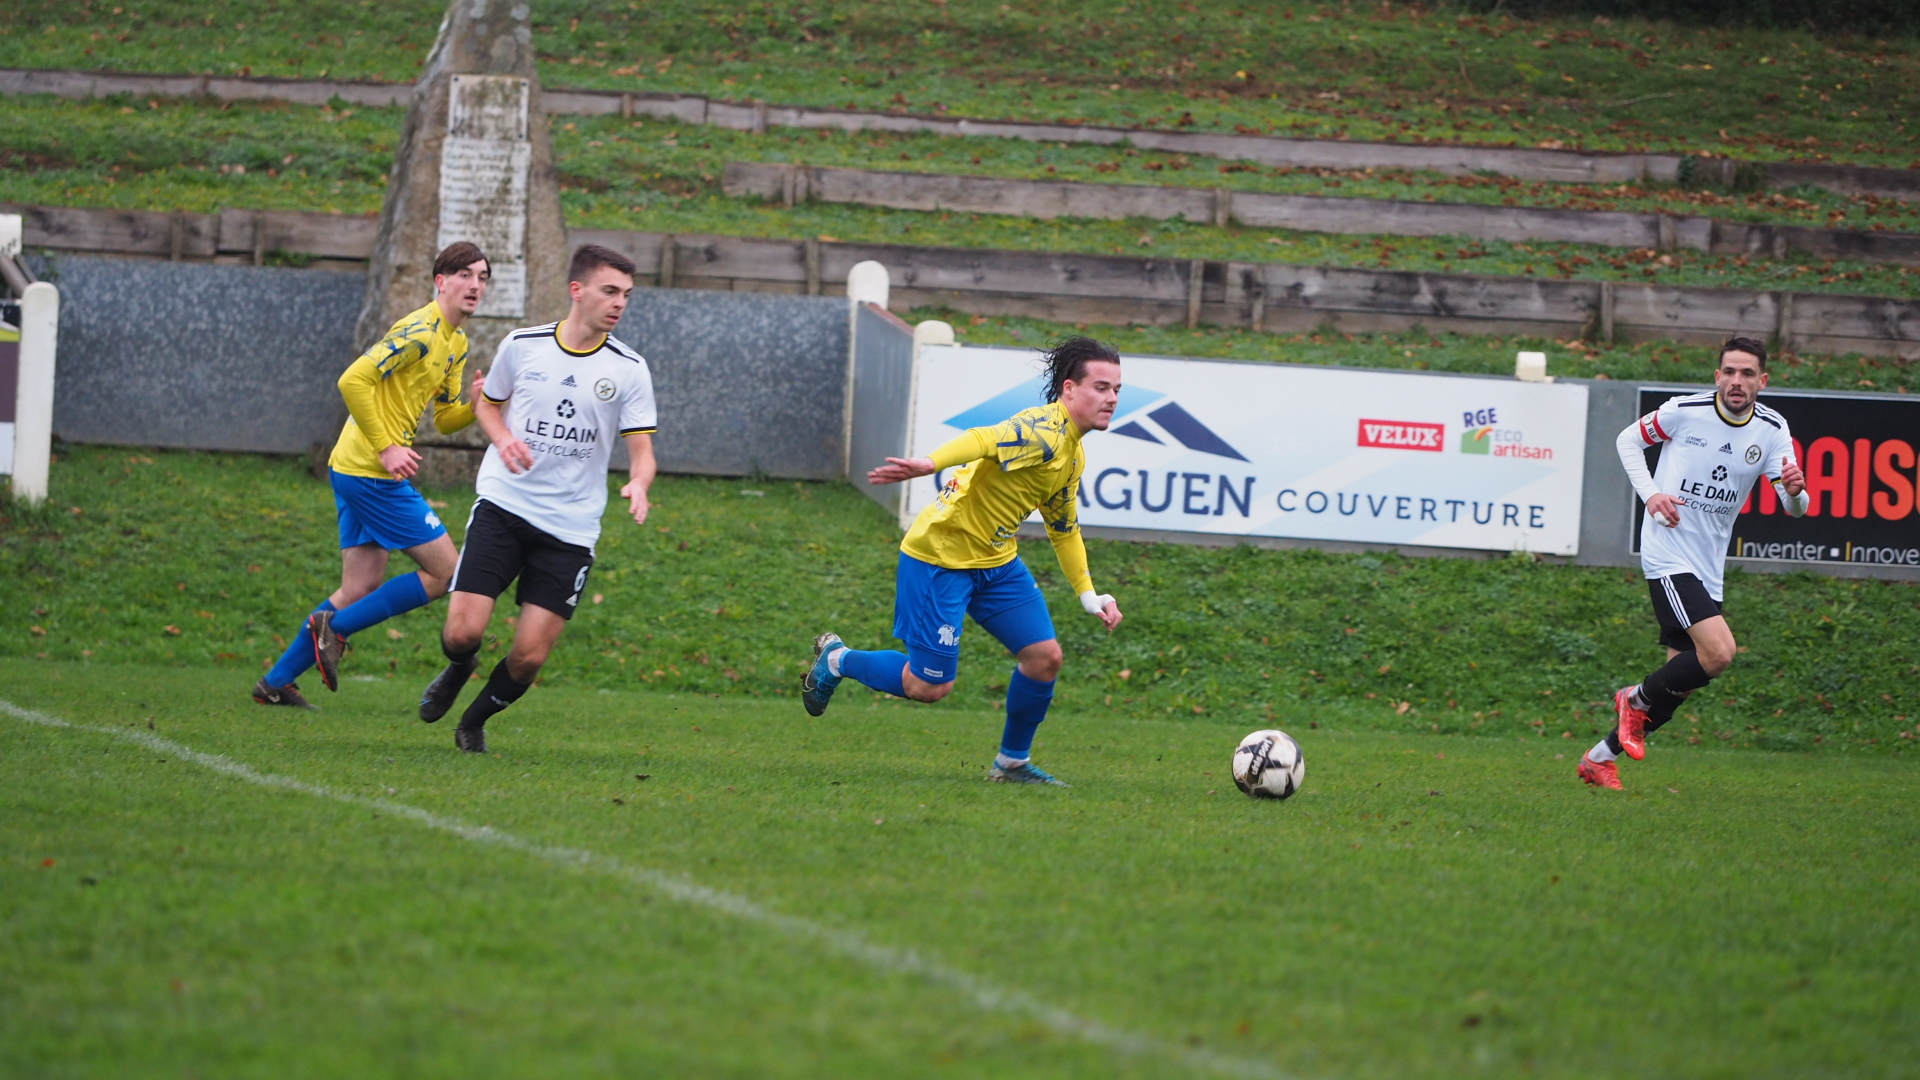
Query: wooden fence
1 202 378 264
6 66 1918 201
724 161 1920 265
8 202 1915 360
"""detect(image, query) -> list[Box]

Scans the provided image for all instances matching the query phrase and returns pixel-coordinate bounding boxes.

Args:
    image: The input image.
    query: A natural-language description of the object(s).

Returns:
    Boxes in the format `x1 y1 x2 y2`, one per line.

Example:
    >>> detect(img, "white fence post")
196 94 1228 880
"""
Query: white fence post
842 261 892 479
912 319 953 359
847 260 889 309
12 282 58 505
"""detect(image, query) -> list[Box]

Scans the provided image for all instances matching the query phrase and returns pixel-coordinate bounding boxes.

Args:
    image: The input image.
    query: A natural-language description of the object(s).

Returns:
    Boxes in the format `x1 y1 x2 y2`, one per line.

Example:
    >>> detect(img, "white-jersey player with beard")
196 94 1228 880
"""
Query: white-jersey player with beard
421 244 659 754
1578 337 1808 790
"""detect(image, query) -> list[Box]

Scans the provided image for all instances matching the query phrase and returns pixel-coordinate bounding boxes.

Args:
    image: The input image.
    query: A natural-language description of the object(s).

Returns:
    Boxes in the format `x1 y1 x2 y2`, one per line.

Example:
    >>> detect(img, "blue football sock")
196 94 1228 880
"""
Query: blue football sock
839 649 908 698
265 598 336 687
999 667 1055 760
330 572 433 638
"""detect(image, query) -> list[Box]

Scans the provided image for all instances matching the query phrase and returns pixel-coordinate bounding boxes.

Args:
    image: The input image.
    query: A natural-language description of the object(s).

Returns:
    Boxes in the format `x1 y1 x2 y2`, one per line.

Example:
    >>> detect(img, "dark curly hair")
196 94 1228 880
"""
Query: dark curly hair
1719 335 1768 369
1042 336 1122 404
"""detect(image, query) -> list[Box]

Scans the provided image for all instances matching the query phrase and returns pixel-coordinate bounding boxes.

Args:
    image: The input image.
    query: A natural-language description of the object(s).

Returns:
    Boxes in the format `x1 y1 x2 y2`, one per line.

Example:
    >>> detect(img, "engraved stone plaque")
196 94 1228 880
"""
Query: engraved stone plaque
438 74 531 319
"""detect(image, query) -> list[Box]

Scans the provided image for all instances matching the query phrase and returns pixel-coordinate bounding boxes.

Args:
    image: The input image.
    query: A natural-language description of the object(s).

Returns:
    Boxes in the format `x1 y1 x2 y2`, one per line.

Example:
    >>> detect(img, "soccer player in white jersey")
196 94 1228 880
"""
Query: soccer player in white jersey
419 244 658 753
1579 336 1808 789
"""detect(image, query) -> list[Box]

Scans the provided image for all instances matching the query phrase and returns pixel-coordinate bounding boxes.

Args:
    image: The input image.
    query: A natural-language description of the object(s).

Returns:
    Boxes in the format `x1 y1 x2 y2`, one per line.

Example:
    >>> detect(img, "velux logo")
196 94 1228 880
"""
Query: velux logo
943 378 1247 460
1357 419 1445 452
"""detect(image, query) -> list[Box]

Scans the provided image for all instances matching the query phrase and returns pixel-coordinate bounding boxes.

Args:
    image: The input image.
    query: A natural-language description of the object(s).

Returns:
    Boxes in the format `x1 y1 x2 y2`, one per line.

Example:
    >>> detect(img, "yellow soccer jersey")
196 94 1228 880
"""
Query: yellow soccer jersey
328 301 476 479
901 401 1097 595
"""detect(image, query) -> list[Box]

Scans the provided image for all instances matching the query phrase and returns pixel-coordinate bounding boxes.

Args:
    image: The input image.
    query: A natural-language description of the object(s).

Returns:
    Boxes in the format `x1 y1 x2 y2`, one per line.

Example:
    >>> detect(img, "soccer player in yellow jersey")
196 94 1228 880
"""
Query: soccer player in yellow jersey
802 338 1125 786
252 242 490 708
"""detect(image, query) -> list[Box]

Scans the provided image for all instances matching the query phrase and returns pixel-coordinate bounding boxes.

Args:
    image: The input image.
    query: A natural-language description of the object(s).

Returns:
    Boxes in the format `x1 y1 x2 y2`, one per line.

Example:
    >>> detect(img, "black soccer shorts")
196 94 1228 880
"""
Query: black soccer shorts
1648 573 1724 653
450 500 595 620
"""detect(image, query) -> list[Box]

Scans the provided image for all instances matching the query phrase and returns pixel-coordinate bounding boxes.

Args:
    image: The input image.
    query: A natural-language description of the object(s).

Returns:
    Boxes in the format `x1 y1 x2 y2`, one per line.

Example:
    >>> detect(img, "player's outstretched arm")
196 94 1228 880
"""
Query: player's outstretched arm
869 430 996 486
474 391 534 474
1616 419 1678 528
868 456 936 485
621 432 656 525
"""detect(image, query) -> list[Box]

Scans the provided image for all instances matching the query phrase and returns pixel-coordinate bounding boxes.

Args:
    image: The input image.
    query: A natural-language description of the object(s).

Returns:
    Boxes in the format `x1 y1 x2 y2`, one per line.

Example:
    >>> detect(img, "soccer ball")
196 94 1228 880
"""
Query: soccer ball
1232 729 1305 800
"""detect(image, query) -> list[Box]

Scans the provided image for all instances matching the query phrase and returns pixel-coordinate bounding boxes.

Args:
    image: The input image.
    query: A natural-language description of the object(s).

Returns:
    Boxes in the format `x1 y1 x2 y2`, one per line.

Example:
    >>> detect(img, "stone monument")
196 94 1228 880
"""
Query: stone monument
354 0 570 483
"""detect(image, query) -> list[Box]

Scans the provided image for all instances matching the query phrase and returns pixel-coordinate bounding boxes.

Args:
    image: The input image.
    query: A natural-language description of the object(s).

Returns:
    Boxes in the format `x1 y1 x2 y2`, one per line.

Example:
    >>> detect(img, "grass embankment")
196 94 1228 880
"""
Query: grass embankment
6 95 1917 300
904 306 1920 392
1 0 1916 165
5 447 1917 751
3 662 1917 1079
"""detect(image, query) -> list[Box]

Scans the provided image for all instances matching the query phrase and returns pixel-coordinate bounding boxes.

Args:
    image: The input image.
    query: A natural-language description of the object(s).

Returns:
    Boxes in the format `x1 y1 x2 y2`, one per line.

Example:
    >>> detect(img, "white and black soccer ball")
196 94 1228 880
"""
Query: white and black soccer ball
1232 729 1305 800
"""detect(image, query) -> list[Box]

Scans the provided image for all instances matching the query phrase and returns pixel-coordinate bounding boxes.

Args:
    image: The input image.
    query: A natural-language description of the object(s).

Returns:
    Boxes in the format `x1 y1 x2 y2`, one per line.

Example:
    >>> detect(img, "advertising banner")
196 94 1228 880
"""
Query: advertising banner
1633 386 1920 569
904 346 1591 555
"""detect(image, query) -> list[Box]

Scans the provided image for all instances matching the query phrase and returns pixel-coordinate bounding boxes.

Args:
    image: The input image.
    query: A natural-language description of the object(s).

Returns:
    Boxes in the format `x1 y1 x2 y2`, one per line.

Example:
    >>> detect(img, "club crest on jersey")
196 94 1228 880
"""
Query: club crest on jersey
1745 444 1762 464
561 375 577 387
556 399 576 419
595 377 617 401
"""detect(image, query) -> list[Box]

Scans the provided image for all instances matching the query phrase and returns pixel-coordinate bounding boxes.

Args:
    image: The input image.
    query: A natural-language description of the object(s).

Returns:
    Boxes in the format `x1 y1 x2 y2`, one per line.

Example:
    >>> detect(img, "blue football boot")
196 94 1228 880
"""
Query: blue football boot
987 760 1069 787
801 632 845 717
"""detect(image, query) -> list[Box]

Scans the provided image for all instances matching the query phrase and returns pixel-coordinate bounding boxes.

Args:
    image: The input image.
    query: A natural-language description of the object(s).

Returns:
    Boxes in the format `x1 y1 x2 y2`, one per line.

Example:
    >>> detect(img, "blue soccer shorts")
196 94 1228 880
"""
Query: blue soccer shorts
892 552 1057 685
330 469 448 552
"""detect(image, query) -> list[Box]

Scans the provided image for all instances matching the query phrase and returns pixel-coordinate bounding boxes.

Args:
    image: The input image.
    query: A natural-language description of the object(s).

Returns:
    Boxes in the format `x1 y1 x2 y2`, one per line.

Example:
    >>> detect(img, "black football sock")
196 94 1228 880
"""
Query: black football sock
458 659 531 730
442 636 480 670
1640 650 1712 728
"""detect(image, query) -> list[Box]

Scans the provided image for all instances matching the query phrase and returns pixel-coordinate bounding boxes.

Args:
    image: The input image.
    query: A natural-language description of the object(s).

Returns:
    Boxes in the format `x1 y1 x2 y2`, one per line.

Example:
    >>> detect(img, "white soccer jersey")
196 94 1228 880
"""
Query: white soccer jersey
1621 391 1798 600
475 321 658 551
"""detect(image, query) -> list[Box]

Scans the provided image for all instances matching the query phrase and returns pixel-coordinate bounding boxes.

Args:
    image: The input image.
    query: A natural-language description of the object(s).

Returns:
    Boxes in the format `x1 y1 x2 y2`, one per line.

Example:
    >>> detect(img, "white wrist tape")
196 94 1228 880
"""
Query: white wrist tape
1079 590 1115 615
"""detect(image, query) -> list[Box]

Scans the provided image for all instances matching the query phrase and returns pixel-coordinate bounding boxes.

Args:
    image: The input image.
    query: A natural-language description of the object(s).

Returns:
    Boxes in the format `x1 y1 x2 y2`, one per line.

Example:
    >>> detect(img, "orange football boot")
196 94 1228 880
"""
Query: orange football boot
1613 686 1649 761
1578 753 1622 790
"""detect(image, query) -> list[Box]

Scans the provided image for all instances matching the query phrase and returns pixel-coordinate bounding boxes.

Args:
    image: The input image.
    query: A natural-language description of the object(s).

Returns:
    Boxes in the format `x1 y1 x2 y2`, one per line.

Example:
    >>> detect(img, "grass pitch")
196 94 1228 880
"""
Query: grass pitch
3 660 1916 1079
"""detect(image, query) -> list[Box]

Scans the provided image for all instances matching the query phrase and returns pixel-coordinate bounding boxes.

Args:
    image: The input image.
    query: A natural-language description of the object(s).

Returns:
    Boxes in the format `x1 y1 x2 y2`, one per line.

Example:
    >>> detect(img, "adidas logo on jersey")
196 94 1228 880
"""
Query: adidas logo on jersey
561 375 577 387
1718 443 1733 454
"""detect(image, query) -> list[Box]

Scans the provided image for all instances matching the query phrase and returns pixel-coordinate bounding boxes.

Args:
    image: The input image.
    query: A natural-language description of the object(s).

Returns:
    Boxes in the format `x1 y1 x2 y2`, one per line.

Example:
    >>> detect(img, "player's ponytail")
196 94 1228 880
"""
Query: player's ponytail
1042 337 1121 404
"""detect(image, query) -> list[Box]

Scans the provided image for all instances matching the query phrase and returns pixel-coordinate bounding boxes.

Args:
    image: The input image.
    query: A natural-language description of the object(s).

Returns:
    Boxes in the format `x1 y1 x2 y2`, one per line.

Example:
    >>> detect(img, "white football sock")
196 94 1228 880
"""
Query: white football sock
1628 684 1650 711
826 647 844 677
994 752 1029 769
1588 739 1617 764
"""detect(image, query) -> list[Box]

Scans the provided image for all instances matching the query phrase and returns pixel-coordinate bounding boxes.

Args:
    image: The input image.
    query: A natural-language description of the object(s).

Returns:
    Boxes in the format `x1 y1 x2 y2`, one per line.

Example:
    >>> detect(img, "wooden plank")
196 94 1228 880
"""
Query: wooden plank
1792 333 1920 361
817 240 1194 303
1260 264 1597 326
203 76 406 108
3 202 213 257
1607 282 1778 340
667 233 810 283
889 286 1189 326
1775 224 1920 265
567 229 666 279
1234 190 1678 248
1790 292 1920 344
213 208 377 259
1767 162 1920 202
732 162 1739 251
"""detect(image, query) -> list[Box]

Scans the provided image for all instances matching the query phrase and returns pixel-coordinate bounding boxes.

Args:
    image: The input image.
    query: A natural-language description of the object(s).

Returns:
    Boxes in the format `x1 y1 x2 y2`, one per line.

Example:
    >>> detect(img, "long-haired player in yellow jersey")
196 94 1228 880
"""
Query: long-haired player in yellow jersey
801 337 1125 786
251 242 490 708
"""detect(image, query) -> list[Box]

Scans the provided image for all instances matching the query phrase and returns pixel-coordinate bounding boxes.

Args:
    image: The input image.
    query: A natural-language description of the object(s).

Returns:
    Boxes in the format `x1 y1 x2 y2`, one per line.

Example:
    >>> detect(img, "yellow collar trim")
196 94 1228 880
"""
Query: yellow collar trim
555 320 606 357
1714 395 1753 427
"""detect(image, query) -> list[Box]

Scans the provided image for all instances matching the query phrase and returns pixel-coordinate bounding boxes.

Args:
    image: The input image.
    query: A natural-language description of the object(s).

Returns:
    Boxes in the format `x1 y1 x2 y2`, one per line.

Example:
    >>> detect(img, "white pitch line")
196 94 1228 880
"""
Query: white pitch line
1 699 1295 1080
